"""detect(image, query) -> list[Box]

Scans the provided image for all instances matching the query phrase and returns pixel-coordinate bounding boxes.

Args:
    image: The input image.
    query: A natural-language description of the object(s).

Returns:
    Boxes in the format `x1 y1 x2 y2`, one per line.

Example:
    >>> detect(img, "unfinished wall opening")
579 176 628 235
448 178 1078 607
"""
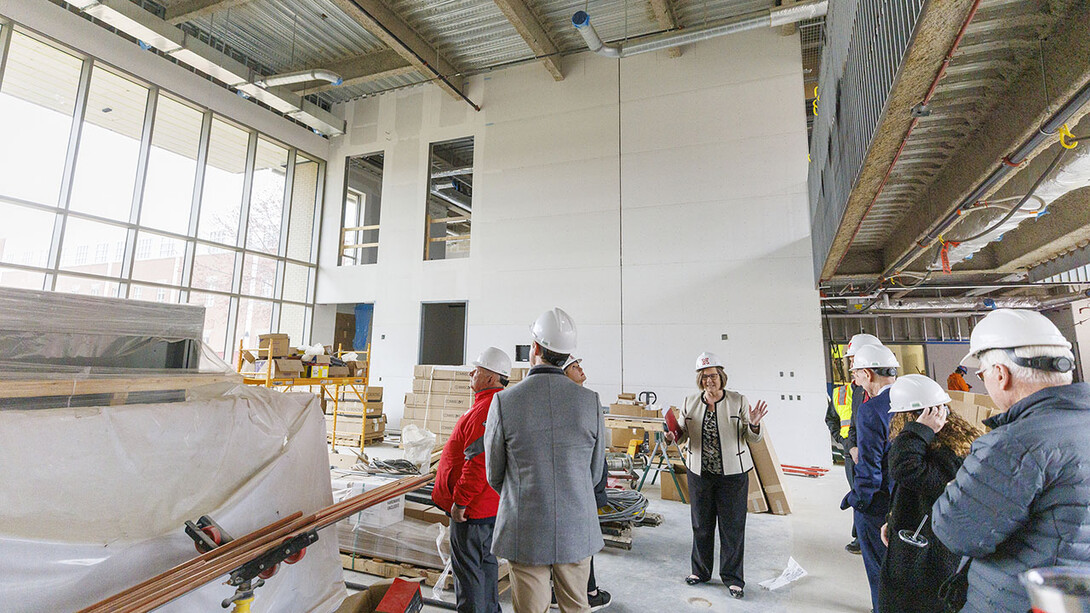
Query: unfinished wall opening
334 303 373 353
340 152 383 265
424 137 473 261
419 302 466 365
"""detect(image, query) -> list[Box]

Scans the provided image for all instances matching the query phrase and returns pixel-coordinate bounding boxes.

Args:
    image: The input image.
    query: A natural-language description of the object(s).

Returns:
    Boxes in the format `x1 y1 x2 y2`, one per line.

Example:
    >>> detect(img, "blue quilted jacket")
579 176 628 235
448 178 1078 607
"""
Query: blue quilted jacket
932 383 1090 613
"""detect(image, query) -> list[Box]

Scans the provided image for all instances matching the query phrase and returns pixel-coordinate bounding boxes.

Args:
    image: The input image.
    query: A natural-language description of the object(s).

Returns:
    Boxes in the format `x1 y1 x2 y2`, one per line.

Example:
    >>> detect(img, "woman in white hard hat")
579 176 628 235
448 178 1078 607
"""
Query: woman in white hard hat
878 374 980 613
665 352 768 599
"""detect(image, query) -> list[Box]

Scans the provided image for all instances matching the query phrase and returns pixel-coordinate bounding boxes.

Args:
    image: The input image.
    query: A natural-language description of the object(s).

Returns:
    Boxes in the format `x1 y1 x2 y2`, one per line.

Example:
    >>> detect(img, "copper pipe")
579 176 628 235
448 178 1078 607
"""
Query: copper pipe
82 474 434 613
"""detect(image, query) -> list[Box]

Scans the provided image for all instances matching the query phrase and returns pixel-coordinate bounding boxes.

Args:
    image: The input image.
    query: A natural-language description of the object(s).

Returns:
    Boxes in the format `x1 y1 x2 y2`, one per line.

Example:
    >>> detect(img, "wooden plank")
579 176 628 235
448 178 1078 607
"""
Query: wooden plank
491 0 564 80
649 0 683 58
0 374 238 399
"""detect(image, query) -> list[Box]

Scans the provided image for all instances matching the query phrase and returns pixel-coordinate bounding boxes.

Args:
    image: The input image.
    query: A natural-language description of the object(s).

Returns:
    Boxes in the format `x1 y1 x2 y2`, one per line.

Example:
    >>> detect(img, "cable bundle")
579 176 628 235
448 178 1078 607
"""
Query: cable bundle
598 489 648 523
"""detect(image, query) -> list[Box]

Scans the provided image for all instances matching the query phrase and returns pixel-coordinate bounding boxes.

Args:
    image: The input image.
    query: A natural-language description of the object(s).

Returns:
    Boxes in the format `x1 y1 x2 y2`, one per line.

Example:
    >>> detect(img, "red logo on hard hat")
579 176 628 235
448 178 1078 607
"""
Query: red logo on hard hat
701 358 710 365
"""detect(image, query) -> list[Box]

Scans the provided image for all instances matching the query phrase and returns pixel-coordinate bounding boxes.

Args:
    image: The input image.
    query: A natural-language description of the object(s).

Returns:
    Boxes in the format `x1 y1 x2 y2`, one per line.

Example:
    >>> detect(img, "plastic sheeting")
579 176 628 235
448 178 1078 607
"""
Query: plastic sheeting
0 384 347 612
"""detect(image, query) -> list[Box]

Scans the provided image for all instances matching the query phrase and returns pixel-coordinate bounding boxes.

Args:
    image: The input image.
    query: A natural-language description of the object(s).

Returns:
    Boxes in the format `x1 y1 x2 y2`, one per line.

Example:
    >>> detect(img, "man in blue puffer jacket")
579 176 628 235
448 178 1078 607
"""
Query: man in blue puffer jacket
933 309 1090 613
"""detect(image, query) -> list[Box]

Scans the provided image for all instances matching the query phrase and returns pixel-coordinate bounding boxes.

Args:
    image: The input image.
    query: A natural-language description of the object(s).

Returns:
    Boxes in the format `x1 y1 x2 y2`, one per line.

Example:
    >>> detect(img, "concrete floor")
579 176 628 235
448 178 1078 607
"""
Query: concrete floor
341 441 871 612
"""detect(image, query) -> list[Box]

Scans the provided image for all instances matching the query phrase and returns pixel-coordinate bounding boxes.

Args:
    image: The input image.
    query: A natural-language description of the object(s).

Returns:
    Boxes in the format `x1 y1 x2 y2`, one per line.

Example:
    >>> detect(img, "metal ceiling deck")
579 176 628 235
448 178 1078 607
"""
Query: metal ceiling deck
847 0 1068 251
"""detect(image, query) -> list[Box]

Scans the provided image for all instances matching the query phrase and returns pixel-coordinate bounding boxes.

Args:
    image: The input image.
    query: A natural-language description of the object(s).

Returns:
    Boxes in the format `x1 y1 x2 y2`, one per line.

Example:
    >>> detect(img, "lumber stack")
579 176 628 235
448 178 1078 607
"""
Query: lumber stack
402 365 526 443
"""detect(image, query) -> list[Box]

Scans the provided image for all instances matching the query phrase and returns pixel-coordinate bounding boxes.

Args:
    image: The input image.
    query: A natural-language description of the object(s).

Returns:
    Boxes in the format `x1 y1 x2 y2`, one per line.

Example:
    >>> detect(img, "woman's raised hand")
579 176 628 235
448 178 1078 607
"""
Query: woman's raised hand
916 406 948 433
748 400 769 426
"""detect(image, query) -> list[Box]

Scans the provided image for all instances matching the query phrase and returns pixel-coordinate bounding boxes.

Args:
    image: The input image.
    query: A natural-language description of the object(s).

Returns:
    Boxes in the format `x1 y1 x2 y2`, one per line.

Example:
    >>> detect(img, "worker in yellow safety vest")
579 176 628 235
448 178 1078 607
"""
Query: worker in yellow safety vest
827 384 853 440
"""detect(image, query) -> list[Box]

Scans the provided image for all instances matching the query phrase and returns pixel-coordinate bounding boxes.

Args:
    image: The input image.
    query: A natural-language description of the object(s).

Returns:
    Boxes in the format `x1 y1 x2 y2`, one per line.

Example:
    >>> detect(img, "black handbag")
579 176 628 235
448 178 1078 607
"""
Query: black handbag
938 557 971 612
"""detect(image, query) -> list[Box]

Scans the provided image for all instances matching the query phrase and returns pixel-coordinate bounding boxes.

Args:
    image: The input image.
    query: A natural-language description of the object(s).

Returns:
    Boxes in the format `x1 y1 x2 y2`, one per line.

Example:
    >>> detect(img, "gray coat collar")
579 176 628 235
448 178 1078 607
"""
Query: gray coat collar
985 382 1090 429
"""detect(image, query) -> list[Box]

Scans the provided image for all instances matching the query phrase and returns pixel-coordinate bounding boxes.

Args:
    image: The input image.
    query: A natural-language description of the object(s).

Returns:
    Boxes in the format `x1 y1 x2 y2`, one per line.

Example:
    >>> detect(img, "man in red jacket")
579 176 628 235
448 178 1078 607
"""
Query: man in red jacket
432 346 511 613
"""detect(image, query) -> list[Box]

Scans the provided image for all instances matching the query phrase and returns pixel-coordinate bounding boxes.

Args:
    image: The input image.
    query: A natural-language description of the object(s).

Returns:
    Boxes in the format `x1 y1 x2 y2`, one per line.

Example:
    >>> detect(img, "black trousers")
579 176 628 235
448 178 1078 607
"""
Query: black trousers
449 518 501 613
688 469 749 587
844 452 857 539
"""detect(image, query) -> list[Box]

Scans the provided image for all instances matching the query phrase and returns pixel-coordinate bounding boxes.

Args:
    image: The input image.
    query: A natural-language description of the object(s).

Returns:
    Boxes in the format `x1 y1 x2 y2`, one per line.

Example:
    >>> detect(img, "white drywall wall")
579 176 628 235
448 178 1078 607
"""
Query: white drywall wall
316 30 829 467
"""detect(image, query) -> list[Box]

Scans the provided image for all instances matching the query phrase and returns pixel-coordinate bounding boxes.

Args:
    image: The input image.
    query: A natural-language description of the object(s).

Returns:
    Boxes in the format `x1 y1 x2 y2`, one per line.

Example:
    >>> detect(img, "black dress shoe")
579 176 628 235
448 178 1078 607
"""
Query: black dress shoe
728 586 744 599
685 575 708 585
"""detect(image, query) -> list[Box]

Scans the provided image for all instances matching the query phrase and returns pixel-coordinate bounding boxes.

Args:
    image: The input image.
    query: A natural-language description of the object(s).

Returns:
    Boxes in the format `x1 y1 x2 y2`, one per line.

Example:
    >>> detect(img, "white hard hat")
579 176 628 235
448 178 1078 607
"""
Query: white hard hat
889 374 951 414
845 333 882 357
694 352 723 372
562 355 582 370
961 309 1073 369
472 346 512 377
849 344 899 371
530 308 577 354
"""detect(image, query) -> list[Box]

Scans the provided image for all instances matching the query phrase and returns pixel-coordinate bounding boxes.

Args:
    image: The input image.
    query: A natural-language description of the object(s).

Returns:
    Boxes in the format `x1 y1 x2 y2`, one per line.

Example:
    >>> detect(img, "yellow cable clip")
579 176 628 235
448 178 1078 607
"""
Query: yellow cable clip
1059 124 1078 150
812 86 819 117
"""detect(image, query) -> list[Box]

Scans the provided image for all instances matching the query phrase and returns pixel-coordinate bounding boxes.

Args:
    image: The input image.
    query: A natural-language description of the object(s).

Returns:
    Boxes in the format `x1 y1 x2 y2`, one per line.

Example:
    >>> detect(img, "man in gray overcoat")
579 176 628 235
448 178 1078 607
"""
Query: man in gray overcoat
484 307 606 613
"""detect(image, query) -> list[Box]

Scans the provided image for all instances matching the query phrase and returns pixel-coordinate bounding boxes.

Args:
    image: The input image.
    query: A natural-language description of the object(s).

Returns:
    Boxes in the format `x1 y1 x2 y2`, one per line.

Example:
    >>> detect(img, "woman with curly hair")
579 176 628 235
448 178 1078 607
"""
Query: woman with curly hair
879 374 982 612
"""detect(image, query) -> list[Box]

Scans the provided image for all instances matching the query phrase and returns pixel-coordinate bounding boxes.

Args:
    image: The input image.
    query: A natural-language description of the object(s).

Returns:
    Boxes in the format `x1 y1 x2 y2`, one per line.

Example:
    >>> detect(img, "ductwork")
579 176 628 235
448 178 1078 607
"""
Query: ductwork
253 69 343 89
572 0 828 59
66 0 344 136
832 292 1090 313
429 188 471 212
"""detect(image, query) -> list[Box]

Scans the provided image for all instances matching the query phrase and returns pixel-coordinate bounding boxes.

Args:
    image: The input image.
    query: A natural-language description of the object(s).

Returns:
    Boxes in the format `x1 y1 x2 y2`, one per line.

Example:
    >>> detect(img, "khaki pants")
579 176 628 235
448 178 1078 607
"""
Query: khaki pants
508 557 591 613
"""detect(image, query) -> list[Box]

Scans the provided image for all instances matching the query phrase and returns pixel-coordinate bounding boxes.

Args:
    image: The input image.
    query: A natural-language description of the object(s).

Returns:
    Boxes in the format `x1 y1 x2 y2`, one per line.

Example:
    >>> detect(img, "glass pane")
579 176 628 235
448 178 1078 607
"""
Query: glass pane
129 284 180 303
240 253 277 298
55 275 120 298
131 231 186 285
141 96 203 233
190 243 235 293
189 291 230 359
0 267 46 290
59 218 128 277
279 303 307 347
283 263 310 303
197 118 249 245
286 155 319 262
0 32 84 206
234 297 274 364
246 139 289 254
68 66 148 221
0 202 56 268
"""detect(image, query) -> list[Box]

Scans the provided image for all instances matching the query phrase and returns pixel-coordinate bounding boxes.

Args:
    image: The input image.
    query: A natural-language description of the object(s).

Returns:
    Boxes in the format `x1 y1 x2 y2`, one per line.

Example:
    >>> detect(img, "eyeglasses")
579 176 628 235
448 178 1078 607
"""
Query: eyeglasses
700 374 719 380
975 365 994 381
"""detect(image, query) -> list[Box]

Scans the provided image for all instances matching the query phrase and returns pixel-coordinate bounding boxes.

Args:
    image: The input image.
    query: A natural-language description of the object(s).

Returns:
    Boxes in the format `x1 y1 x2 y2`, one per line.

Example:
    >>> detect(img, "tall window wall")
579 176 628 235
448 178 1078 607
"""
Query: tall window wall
0 24 323 359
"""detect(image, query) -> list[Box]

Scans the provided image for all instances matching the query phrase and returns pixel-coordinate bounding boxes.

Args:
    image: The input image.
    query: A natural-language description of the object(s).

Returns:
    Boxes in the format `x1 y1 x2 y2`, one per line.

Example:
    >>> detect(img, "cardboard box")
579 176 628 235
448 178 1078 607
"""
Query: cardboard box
413 365 433 379
309 364 329 378
333 474 405 528
346 361 368 376
327 366 350 378
365 386 383 401
411 379 472 395
748 432 791 515
431 367 472 381
258 333 290 358
660 464 689 502
366 415 387 434
747 468 769 513
365 402 384 417
611 426 645 449
333 580 394 613
245 358 304 379
312 354 331 365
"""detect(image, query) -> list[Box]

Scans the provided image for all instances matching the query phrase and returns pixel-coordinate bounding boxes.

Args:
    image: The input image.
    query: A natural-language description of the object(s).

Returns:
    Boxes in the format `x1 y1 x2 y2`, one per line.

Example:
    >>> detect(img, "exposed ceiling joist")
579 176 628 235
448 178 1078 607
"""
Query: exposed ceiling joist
491 0 564 80
328 0 473 107
648 0 682 58
817 0 979 281
880 3 1090 276
165 0 252 25
289 50 414 94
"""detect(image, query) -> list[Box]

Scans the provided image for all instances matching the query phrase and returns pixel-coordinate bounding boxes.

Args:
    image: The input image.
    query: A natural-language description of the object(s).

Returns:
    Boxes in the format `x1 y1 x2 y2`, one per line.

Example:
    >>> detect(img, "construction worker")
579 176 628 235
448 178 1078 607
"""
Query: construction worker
947 365 971 392
554 355 611 611
432 347 511 613
933 309 1090 613
485 308 605 613
840 343 899 613
839 332 882 554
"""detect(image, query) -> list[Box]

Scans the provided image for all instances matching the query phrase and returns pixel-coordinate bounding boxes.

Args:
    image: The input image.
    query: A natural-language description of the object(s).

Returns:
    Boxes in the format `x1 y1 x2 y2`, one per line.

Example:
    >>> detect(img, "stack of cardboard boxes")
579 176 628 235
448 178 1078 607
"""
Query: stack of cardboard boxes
606 393 661 450
240 335 369 380
947 390 1000 433
325 386 385 445
402 366 527 443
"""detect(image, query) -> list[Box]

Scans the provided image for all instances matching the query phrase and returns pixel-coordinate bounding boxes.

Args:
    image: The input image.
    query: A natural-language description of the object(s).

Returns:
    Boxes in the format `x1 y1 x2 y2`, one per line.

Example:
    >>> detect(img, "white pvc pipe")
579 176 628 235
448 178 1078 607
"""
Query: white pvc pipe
253 69 343 89
572 0 828 59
